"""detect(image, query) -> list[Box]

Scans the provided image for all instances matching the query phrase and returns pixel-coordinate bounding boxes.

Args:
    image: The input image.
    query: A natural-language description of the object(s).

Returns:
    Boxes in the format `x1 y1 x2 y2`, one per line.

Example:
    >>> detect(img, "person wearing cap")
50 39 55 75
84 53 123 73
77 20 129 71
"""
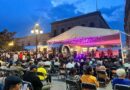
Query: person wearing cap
3 76 22 90
23 65 43 90
112 68 130 88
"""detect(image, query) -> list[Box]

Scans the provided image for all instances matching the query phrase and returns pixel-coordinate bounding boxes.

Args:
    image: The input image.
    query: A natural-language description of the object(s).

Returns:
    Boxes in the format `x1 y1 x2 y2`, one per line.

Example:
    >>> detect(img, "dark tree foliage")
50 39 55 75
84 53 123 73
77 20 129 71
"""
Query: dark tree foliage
0 29 22 51
0 29 15 49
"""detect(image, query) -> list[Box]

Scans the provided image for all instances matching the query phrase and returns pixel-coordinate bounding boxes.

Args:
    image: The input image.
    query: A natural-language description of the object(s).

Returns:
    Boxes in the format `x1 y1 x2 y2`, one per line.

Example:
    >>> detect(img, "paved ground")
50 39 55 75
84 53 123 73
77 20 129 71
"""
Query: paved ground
49 76 112 90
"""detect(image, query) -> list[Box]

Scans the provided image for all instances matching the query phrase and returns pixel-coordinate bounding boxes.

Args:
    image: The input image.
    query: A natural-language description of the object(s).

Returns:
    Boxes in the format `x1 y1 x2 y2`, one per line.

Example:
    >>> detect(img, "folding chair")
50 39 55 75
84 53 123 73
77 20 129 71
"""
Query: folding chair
66 79 80 90
111 67 117 79
97 71 108 87
114 84 130 90
58 67 66 79
81 83 97 90
54 65 60 74
22 81 33 90
128 69 130 79
44 65 51 71
0 83 3 90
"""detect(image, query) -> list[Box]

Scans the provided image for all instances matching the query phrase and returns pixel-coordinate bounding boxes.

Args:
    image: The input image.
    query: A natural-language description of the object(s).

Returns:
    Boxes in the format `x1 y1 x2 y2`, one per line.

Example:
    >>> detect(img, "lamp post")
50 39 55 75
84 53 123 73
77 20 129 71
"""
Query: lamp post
119 30 130 63
31 23 43 60
8 41 14 46
8 41 14 51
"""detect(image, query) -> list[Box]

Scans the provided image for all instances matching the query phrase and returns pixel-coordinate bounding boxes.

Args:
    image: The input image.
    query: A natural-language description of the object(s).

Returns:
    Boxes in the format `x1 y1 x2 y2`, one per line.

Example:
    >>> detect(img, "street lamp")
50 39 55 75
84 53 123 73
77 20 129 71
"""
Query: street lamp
31 23 43 60
8 41 14 46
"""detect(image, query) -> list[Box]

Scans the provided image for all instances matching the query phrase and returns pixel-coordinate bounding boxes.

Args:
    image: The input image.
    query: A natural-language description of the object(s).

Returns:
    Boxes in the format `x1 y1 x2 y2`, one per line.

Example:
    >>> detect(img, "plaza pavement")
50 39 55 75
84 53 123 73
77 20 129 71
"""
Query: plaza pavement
50 77 112 90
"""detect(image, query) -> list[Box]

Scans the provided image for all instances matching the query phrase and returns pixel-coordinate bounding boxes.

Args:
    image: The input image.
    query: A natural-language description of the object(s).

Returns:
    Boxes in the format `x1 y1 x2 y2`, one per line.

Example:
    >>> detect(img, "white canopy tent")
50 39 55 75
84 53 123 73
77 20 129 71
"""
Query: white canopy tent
47 26 120 46
47 26 125 63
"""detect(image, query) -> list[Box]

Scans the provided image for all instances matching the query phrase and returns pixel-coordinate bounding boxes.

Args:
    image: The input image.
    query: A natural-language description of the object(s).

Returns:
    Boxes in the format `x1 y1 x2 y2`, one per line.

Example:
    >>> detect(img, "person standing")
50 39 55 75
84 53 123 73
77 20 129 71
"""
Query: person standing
13 53 18 63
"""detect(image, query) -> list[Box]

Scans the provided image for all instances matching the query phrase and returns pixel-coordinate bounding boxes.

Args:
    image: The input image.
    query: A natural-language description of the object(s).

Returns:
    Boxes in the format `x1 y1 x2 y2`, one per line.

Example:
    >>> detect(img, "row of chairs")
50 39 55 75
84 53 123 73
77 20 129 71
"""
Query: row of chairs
66 79 96 90
0 69 34 90
43 65 70 79
96 70 109 87
114 84 130 90
66 79 130 90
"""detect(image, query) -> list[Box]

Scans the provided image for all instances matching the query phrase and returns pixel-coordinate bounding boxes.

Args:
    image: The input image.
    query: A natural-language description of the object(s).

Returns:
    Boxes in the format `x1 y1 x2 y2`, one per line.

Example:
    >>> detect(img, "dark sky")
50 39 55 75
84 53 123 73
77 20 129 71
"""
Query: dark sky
0 0 125 38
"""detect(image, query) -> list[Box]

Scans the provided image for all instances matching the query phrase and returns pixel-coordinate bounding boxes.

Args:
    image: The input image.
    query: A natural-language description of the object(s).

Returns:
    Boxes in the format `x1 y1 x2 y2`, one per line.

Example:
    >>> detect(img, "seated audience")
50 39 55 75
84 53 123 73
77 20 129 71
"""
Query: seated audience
44 60 51 66
54 59 60 66
112 68 130 88
37 62 47 81
69 68 80 81
96 63 102 71
23 65 43 90
66 60 75 69
3 76 22 90
96 65 110 83
80 66 99 87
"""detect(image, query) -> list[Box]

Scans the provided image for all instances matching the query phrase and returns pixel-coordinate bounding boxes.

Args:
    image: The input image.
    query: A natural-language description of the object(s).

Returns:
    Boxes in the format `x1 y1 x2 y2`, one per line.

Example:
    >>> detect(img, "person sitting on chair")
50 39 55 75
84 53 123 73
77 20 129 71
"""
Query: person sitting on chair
3 76 22 90
37 62 47 81
23 65 43 90
80 66 99 87
112 68 130 88
37 62 51 83
97 65 110 83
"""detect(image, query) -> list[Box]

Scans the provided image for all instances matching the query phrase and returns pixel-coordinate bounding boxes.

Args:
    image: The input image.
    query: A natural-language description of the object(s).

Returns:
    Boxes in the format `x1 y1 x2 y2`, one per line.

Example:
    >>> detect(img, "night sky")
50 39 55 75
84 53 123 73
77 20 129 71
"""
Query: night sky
0 0 125 38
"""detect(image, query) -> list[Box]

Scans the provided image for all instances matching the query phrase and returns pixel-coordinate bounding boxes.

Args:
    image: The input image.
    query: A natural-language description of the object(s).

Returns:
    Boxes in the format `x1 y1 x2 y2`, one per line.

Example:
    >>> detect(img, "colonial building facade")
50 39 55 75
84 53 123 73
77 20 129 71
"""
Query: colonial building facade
16 11 110 47
125 0 130 47
15 33 50 47
51 11 110 37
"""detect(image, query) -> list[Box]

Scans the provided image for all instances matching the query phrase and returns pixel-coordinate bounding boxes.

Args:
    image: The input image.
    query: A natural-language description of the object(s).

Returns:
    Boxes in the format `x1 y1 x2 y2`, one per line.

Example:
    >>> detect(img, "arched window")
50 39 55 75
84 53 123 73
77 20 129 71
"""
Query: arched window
22 41 24 46
22 43 24 46
53 29 57 36
61 28 65 33
81 24 85 26
89 22 95 27
28 42 30 46
68 27 71 29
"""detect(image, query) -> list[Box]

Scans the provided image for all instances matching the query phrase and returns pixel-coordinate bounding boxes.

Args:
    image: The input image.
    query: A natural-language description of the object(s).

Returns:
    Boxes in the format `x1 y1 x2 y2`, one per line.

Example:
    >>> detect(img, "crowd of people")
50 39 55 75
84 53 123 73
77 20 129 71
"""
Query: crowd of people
0 50 130 90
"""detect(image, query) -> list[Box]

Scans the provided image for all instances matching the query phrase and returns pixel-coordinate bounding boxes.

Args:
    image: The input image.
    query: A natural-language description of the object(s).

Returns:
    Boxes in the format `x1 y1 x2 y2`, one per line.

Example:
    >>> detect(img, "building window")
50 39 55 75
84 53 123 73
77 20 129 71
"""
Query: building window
89 22 95 27
43 41 46 44
22 43 24 46
22 41 24 46
68 27 71 29
61 28 65 33
53 29 57 36
81 24 85 26
28 42 30 46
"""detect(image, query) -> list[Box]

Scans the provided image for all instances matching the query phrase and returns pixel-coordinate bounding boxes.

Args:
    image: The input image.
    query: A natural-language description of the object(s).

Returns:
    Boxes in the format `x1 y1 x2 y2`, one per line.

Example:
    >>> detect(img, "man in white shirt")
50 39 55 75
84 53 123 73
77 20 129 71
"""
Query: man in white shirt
13 53 18 62
6 53 10 59
44 61 51 66
54 59 60 66
66 61 75 69
37 53 42 59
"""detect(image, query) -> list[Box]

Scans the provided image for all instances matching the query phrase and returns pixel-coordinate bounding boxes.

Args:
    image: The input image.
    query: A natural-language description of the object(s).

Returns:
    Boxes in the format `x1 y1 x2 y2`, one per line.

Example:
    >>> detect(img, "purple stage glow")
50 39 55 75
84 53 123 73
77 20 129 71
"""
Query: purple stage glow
48 34 120 46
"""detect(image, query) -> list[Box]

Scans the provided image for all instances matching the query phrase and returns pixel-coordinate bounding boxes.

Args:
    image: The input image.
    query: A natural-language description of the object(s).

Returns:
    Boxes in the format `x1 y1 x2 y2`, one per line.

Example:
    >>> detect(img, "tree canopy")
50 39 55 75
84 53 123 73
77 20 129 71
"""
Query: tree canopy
0 29 16 50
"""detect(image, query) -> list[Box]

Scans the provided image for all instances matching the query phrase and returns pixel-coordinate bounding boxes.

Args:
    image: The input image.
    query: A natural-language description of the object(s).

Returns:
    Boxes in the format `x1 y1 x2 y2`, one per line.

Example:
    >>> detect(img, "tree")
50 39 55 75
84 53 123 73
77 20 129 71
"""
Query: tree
0 29 22 51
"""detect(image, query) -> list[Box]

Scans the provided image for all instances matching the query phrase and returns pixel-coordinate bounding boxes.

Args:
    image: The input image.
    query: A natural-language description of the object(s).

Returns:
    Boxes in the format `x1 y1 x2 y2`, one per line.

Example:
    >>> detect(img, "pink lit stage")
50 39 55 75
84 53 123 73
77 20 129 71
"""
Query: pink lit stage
49 34 120 46
48 26 121 46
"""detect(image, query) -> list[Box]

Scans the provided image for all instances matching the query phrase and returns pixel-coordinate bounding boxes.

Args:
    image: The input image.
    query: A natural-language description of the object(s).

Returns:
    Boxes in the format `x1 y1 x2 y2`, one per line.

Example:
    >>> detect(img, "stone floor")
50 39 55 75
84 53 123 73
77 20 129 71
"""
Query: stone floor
49 76 112 90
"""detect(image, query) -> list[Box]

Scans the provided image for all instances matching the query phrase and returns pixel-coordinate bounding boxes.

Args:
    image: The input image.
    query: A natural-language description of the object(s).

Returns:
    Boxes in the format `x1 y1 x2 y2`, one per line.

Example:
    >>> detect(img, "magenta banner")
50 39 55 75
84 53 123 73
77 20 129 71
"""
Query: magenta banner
49 33 120 46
